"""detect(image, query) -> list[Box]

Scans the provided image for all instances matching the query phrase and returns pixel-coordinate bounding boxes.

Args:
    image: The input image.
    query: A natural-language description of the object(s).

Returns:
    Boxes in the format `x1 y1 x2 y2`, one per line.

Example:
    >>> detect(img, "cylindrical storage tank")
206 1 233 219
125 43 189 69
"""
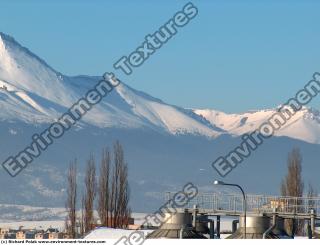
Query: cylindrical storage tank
228 215 290 239
227 215 279 239
146 212 207 239
239 215 271 233
160 212 193 230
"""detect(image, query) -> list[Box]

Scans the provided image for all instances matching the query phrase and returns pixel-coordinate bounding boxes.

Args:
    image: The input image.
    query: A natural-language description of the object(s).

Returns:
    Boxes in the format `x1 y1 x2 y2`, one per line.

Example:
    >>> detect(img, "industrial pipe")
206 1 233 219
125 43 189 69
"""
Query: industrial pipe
232 220 239 233
263 214 277 239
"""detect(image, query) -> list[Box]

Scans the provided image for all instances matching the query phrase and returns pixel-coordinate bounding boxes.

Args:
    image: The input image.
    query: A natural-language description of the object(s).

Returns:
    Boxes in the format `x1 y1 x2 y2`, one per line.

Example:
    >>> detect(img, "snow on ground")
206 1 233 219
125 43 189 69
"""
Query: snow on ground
84 228 152 239
84 216 234 239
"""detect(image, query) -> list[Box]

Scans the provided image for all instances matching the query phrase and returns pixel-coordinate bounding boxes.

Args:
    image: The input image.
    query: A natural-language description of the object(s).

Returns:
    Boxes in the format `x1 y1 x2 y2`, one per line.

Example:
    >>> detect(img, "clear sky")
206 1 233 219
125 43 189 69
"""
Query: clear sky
1 0 320 112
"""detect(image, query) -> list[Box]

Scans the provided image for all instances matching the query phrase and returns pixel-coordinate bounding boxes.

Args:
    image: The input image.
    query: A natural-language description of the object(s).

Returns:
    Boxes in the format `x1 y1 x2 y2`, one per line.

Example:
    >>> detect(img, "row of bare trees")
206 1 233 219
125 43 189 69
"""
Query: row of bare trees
98 143 130 229
280 148 318 236
65 141 130 238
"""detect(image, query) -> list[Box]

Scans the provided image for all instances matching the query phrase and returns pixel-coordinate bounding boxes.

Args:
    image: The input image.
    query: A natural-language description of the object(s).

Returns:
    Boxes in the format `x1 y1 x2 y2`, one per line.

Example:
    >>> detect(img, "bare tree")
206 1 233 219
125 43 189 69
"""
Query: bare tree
110 145 120 228
281 148 304 236
98 148 111 227
109 173 115 228
80 194 85 236
66 160 77 238
118 161 131 228
84 155 97 233
113 141 131 228
66 142 130 234
104 142 131 228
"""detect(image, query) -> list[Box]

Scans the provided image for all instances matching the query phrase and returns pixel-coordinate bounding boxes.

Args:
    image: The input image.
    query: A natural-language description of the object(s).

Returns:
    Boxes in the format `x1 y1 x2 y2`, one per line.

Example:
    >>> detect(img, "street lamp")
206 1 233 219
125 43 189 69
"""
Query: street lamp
214 180 247 239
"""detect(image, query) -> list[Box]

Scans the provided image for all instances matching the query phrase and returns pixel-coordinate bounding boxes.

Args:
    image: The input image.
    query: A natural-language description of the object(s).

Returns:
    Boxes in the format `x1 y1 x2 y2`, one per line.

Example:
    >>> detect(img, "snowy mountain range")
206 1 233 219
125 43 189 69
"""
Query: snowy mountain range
0 31 220 137
1 32 320 144
194 107 320 144
1 32 320 212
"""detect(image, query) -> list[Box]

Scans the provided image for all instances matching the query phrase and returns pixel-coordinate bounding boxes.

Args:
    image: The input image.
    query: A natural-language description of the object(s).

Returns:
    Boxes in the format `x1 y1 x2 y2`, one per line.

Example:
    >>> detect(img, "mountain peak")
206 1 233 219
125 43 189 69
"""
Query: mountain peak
0 32 13 72
0 32 4 47
0 32 17 47
0 32 57 75
0 33 222 138
194 105 320 144
0 32 10 48
0 32 77 107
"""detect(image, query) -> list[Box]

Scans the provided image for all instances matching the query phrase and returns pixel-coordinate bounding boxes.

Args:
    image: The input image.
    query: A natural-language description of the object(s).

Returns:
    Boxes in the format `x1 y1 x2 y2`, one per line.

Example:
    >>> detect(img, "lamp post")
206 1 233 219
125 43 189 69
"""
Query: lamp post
214 180 247 239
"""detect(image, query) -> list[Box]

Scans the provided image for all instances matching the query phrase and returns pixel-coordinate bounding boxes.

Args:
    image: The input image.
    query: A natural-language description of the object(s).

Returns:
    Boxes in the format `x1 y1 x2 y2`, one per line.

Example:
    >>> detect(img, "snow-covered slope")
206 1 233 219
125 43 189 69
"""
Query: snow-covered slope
194 107 320 144
0 33 76 106
1 31 320 143
0 32 220 137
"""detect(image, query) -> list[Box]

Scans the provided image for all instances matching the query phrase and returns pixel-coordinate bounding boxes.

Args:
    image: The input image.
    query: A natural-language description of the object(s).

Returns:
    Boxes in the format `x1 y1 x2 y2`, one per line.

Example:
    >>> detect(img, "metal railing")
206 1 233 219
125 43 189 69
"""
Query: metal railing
165 192 320 217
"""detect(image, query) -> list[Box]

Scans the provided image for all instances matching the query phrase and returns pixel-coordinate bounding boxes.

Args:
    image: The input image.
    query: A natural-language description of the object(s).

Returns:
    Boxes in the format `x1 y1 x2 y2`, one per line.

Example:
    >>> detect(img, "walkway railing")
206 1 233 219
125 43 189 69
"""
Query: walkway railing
165 192 320 217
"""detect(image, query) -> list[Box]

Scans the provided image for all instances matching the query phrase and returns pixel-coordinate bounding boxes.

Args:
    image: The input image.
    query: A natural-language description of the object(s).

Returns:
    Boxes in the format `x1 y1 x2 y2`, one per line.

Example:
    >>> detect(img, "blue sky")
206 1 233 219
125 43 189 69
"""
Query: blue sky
1 0 320 112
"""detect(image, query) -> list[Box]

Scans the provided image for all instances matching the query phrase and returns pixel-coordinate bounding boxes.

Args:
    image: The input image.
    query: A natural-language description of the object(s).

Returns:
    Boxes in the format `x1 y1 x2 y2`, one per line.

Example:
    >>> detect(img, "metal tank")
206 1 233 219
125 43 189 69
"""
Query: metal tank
146 211 207 239
227 215 290 239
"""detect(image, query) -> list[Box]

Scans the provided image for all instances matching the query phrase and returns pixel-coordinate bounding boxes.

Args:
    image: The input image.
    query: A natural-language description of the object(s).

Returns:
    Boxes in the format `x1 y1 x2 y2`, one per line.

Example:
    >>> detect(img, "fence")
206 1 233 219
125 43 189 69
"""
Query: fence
165 192 320 217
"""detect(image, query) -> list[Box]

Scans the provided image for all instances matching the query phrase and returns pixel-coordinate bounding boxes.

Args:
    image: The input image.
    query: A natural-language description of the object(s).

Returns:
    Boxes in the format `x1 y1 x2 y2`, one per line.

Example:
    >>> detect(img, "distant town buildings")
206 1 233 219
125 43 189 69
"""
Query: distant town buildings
0 227 65 239
0 216 137 240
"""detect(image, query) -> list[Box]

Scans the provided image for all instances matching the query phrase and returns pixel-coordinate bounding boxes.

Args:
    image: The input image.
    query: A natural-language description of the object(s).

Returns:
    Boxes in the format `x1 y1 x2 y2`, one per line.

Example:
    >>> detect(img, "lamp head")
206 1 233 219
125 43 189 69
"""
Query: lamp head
214 180 225 185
